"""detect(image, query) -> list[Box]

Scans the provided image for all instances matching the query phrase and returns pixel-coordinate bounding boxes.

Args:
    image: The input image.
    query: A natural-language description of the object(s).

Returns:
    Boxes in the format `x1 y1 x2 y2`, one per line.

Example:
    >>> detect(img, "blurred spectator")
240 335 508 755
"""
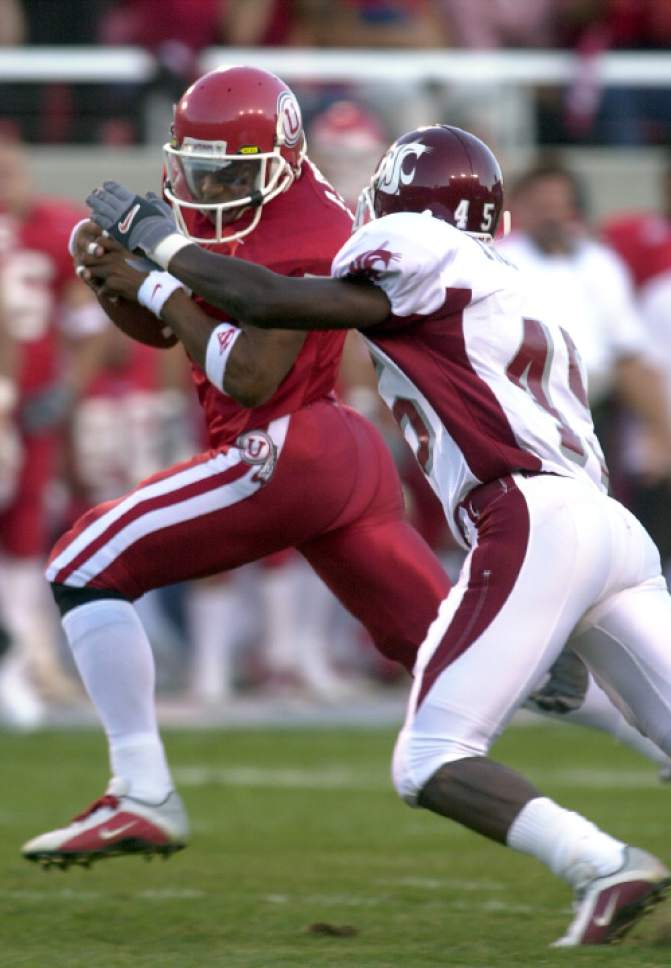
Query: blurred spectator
0 0 109 142
63 333 192 516
0 284 39 727
0 0 24 45
600 160 671 572
0 136 109 719
301 0 450 48
629 268 671 574
601 159 671 289
539 0 671 144
497 160 671 492
222 0 307 45
440 0 559 48
308 99 388 208
97 0 226 143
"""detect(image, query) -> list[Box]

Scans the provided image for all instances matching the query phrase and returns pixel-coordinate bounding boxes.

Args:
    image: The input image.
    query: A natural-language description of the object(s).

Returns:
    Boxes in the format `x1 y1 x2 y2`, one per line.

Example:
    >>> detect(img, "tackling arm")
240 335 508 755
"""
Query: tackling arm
85 180 391 332
165 244 391 333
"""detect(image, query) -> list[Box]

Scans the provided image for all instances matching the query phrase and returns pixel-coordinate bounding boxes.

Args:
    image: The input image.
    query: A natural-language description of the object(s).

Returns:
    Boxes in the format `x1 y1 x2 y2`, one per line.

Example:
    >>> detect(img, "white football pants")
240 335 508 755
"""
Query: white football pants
393 472 671 803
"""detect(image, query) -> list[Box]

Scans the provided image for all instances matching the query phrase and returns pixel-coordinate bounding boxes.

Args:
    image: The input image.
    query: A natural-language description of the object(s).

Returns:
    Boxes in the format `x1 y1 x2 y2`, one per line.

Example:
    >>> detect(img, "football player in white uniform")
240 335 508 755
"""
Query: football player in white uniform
82 125 671 947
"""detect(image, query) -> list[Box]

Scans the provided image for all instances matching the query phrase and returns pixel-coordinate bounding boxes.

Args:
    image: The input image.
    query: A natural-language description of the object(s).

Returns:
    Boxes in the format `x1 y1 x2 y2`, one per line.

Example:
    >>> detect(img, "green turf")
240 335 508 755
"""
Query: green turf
1 721 670 967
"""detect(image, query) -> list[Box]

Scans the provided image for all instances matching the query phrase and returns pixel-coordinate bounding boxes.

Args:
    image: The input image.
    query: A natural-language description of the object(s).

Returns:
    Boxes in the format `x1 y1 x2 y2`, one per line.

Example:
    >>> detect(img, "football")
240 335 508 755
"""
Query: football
98 292 178 349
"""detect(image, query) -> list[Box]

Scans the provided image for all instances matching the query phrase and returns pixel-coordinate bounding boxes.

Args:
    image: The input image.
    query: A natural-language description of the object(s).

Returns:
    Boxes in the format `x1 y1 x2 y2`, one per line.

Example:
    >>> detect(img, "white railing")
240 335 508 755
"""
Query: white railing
200 48 671 87
1 47 671 86
0 47 156 82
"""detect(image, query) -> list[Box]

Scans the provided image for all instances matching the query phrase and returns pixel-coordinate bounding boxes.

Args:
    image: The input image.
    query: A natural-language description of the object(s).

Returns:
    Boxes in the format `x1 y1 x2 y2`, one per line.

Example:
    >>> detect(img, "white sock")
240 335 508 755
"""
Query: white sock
564 678 670 767
507 796 625 888
188 581 238 702
63 599 173 802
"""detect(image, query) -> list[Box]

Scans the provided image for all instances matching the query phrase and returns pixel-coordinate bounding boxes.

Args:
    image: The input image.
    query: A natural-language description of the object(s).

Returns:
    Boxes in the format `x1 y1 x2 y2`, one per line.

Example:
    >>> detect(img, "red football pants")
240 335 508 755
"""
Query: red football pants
47 400 450 671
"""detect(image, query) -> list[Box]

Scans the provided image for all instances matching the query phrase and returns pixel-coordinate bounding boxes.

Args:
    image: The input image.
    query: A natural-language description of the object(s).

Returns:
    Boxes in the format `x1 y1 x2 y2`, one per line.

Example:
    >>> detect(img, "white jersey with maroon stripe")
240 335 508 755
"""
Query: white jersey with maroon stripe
332 211 608 547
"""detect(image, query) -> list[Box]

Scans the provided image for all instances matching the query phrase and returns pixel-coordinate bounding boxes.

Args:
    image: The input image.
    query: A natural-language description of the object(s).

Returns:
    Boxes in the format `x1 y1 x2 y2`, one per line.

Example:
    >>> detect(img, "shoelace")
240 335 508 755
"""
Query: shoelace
72 793 120 822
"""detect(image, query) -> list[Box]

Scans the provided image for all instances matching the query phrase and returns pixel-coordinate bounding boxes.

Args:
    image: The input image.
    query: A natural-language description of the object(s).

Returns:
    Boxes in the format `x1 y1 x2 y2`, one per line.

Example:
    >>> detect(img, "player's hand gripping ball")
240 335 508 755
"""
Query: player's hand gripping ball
73 223 177 348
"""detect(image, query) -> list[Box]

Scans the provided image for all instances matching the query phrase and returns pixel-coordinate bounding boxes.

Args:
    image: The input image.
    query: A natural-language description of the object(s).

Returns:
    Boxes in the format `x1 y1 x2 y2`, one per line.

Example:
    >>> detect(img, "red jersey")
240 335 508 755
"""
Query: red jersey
189 160 353 447
601 211 671 289
0 198 87 394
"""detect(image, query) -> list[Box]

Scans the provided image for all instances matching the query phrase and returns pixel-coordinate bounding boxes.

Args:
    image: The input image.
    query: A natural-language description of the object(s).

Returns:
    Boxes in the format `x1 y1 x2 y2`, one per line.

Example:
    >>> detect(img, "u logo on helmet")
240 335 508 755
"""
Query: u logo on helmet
376 142 430 196
277 91 302 147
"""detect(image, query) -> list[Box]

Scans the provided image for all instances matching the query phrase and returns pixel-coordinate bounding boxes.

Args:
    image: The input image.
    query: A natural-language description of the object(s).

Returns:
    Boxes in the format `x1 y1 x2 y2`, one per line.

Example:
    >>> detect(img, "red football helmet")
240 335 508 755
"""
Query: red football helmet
355 125 505 241
164 65 306 243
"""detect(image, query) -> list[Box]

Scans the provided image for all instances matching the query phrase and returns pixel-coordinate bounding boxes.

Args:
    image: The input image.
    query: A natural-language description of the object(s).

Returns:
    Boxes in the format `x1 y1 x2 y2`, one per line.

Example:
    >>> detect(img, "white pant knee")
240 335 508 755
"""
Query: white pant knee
392 725 486 806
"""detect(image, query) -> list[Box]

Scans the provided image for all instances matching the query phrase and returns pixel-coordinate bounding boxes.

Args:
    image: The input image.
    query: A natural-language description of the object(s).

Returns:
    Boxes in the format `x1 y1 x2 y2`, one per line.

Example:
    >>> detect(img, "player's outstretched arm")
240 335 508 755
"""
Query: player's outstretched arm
168 245 391 332
85 181 391 333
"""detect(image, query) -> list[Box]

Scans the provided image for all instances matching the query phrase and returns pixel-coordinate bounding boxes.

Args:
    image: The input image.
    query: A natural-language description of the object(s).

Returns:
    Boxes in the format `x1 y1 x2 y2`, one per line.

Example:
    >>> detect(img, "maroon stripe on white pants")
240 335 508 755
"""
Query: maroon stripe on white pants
416 475 530 710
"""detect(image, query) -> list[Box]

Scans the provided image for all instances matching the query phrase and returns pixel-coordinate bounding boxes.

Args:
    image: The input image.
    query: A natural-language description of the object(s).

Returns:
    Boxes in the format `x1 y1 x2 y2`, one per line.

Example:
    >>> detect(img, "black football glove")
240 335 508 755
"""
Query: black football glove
86 182 179 259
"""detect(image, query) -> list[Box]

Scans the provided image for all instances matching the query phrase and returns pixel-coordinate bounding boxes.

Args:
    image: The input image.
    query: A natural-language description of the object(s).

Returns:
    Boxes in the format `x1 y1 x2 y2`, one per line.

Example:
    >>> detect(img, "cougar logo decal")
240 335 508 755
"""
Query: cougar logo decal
348 245 400 280
376 142 431 196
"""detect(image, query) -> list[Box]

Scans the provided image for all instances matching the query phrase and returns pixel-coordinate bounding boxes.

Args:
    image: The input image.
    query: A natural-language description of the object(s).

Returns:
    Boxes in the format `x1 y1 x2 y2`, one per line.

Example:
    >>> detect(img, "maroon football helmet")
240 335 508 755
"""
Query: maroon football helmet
164 65 306 243
356 125 504 240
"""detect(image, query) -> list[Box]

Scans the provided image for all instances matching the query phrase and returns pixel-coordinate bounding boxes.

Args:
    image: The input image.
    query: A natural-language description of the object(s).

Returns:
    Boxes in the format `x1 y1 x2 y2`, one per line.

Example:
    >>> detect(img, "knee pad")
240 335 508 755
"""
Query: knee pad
50 582 129 618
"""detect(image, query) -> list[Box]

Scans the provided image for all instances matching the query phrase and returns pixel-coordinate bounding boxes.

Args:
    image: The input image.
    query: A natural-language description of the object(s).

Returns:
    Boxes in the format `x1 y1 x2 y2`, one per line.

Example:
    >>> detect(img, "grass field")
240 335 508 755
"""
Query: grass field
1 721 670 967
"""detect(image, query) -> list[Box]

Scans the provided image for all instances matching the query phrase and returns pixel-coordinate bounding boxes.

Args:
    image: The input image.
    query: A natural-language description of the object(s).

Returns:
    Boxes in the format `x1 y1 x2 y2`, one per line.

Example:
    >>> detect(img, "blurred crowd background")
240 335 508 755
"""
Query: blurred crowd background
2 0 671 728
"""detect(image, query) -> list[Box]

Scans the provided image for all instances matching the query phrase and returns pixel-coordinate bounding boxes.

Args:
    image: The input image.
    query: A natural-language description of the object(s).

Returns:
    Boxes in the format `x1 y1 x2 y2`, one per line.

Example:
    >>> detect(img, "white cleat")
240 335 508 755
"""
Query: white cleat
22 777 189 868
552 847 670 946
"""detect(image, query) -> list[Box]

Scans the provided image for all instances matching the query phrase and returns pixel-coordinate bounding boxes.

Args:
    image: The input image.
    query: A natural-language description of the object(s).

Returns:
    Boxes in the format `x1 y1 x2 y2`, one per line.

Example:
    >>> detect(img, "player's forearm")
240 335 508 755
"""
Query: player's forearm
160 290 215 367
167 245 312 328
160 291 301 406
166 246 389 331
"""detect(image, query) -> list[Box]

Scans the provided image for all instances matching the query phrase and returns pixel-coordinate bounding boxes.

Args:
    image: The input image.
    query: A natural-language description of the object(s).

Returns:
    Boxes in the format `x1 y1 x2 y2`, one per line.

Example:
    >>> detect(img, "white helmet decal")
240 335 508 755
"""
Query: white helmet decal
277 90 302 147
376 142 431 196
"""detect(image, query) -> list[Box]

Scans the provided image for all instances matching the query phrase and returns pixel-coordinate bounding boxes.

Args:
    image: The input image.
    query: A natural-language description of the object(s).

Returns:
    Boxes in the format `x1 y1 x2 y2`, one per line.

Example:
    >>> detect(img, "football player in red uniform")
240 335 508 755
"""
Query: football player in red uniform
0 140 109 721
78 123 671 945
22 69 449 865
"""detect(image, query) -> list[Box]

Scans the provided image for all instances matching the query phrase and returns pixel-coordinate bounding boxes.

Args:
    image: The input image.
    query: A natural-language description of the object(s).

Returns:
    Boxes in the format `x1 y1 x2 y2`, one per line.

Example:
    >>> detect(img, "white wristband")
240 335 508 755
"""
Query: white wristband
152 232 193 269
0 376 17 413
68 218 92 257
205 323 241 393
137 271 185 319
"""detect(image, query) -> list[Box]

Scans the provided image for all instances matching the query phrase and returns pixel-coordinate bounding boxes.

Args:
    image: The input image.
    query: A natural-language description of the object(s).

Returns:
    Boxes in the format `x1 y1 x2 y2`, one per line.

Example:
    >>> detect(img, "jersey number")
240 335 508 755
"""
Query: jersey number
506 318 588 463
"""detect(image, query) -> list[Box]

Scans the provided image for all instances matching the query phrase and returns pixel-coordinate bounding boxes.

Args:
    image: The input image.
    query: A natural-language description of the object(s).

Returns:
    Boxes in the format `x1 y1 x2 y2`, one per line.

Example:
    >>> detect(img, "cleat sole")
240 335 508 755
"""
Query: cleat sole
24 839 186 869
